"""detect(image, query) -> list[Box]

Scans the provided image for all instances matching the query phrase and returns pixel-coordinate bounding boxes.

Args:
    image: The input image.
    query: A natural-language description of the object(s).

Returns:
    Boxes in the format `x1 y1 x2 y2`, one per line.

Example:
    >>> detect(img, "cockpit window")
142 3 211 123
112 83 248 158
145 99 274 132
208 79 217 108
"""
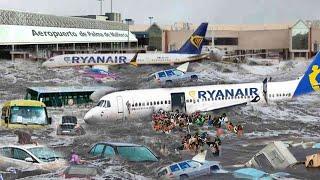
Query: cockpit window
106 100 111 108
97 100 106 107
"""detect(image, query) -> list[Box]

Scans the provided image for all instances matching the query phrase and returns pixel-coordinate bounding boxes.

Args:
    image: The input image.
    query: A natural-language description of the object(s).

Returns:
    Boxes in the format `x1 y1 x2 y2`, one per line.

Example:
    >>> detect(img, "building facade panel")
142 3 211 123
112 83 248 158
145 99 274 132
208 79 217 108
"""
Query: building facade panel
238 29 290 50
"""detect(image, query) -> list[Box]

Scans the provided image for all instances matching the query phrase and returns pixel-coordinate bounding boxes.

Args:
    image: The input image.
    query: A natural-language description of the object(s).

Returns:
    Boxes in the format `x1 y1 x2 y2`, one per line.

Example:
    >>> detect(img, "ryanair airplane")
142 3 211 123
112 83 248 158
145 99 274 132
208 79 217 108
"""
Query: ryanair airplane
84 52 320 124
42 23 208 68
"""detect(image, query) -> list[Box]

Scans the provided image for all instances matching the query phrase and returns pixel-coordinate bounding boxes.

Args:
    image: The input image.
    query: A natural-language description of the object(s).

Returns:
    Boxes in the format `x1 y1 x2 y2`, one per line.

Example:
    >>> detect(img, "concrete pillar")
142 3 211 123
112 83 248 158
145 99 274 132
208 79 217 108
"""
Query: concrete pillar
291 52 295 60
73 43 76 51
56 44 59 51
36 44 39 59
11 45 15 61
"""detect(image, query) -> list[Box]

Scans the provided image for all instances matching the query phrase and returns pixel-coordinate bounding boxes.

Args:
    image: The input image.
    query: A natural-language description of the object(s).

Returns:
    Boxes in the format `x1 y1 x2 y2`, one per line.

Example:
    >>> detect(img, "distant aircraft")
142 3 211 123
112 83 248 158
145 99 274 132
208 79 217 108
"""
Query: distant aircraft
205 46 277 65
148 62 199 86
42 23 209 68
84 52 320 124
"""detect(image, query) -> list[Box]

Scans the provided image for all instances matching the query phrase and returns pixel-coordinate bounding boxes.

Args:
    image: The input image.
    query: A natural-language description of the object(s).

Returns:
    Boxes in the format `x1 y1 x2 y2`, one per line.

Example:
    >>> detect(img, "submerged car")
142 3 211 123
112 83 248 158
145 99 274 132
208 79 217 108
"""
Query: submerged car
83 68 119 82
56 116 85 136
157 160 223 180
148 62 199 86
88 142 159 162
233 168 297 180
0 145 66 172
62 165 104 179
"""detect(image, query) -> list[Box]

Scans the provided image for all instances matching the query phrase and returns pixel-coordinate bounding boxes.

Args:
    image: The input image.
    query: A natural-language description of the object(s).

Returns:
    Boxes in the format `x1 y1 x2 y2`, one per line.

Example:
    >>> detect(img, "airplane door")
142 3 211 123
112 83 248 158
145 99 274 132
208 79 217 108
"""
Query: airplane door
117 96 124 113
117 96 124 120
171 92 186 113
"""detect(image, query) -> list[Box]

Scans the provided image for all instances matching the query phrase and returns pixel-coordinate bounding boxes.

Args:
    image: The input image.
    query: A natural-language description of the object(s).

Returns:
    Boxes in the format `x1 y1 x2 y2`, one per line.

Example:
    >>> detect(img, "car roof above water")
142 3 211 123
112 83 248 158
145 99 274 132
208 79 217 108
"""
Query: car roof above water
97 142 143 147
0 144 46 150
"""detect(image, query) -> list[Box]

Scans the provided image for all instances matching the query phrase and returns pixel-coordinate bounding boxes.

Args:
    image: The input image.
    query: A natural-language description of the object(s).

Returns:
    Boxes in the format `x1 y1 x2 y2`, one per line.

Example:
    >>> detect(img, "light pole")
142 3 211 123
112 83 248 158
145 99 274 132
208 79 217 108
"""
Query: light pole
125 19 133 49
148 16 154 26
97 0 104 15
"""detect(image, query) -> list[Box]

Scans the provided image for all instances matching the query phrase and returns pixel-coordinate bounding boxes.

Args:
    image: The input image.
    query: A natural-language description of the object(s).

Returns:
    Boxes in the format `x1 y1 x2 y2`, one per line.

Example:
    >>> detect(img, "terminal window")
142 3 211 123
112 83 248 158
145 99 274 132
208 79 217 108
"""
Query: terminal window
214 38 238 46
291 21 309 50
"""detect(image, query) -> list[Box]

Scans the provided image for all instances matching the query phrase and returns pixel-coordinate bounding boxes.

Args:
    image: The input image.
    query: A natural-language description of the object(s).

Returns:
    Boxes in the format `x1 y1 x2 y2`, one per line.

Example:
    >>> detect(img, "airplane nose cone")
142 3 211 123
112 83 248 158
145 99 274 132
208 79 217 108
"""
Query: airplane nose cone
84 109 98 124
42 61 49 67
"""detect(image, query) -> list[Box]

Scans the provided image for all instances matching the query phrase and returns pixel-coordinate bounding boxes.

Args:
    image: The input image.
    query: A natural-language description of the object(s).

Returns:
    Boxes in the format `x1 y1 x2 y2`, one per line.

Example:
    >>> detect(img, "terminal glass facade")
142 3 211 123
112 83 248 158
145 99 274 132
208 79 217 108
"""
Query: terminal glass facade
291 21 309 50
214 37 238 46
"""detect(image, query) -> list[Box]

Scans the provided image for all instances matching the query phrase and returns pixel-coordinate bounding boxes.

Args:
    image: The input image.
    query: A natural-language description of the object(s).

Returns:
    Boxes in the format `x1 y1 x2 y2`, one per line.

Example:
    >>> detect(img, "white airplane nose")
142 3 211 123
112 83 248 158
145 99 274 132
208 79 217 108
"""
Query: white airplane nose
84 110 95 124
84 108 101 124
42 61 49 67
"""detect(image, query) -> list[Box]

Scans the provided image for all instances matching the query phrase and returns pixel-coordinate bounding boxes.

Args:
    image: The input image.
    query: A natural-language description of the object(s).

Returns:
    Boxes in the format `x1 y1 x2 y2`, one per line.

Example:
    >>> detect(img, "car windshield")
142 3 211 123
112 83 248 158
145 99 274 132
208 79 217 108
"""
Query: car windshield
187 160 202 167
116 146 158 162
173 70 184 76
10 106 48 125
28 147 63 162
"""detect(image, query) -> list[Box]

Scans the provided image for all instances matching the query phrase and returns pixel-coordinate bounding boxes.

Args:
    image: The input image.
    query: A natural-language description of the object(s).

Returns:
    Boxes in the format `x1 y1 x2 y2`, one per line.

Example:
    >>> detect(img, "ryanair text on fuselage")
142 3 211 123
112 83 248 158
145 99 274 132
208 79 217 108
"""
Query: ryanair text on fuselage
64 55 128 64
197 87 259 99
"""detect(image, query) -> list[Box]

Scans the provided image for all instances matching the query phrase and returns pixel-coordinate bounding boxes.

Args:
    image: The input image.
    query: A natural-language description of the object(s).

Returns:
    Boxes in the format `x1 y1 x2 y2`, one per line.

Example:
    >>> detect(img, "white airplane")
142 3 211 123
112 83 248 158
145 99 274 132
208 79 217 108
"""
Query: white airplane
204 46 276 65
83 52 320 124
42 23 209 68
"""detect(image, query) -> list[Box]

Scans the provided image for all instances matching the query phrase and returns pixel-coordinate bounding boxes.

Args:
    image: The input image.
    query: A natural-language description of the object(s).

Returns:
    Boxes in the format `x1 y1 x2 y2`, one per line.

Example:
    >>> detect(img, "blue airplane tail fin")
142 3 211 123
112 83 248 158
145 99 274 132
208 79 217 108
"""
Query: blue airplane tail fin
293 52 320 97
171 23 208 54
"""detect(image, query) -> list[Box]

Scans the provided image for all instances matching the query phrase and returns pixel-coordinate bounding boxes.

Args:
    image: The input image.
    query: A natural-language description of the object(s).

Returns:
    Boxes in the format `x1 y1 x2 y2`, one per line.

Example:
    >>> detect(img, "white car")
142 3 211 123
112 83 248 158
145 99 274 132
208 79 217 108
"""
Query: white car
0 144 67 172
157 159 223 180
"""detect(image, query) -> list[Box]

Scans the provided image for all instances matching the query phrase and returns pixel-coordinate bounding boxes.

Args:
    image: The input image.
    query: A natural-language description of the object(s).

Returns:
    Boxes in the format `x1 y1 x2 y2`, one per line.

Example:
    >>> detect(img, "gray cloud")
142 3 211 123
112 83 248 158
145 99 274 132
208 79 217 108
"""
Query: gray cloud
0 0 319 25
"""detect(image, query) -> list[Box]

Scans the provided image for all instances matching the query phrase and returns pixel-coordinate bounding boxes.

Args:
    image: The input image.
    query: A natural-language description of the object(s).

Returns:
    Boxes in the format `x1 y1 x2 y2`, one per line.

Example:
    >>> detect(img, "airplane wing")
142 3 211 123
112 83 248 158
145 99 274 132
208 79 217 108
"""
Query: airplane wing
198 96 261 112
188 53 210 60
176 62 189 72
221 53 270 61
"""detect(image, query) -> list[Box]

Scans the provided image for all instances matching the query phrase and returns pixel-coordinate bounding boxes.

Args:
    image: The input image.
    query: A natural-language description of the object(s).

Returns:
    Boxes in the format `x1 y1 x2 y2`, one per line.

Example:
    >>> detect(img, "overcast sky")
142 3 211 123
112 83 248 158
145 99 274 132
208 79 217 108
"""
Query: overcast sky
0 0 319 25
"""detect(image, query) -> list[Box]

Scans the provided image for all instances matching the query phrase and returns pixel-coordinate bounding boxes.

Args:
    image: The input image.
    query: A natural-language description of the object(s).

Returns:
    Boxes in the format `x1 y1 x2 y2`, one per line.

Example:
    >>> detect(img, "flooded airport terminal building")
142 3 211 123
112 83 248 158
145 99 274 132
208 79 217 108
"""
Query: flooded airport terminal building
0 9 138 60
131 20 320 60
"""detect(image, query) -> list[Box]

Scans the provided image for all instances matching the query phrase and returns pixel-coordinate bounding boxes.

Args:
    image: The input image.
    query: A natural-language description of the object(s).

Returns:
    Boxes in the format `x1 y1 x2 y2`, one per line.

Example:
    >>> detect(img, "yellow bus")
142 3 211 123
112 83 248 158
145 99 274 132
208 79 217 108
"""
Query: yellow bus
0 100 52 129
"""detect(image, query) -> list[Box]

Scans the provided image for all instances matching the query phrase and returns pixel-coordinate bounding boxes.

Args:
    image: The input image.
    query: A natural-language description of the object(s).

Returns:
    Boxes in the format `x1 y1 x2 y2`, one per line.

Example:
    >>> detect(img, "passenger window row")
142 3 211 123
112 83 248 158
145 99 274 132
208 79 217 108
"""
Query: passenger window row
131 100 171 107
268 93 291 98
186 95 255 103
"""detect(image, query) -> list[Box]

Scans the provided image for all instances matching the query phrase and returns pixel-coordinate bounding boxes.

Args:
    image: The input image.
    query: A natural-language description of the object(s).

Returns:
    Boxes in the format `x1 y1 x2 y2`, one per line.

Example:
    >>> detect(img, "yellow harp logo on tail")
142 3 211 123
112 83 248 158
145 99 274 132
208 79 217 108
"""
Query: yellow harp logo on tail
309 65 320 91
190 35 204 49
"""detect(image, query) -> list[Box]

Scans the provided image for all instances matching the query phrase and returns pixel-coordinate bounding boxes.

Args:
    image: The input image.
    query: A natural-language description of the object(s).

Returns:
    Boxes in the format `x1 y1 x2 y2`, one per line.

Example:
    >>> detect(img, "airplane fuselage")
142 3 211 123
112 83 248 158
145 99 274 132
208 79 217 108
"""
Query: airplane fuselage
42 53 200 68
84 79 300 124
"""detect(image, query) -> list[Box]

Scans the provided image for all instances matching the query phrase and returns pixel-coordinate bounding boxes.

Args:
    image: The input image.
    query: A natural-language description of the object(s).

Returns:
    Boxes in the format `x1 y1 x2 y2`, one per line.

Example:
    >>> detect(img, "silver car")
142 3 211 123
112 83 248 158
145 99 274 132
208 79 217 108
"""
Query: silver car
149 69 199 86
157 159 222 180
0 145 67 172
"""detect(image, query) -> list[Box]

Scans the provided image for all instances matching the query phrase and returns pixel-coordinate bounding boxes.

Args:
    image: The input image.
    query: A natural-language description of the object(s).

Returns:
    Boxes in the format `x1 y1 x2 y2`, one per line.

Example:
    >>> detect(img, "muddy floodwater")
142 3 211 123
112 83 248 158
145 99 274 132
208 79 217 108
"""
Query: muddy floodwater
0 59 320 179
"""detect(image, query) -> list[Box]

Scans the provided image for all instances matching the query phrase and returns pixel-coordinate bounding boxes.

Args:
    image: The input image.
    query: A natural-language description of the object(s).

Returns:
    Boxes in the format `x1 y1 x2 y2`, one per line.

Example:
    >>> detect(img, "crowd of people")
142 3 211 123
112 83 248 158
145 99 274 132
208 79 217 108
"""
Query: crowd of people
177 132 222 156
152 110 244 156
152 110 244 137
